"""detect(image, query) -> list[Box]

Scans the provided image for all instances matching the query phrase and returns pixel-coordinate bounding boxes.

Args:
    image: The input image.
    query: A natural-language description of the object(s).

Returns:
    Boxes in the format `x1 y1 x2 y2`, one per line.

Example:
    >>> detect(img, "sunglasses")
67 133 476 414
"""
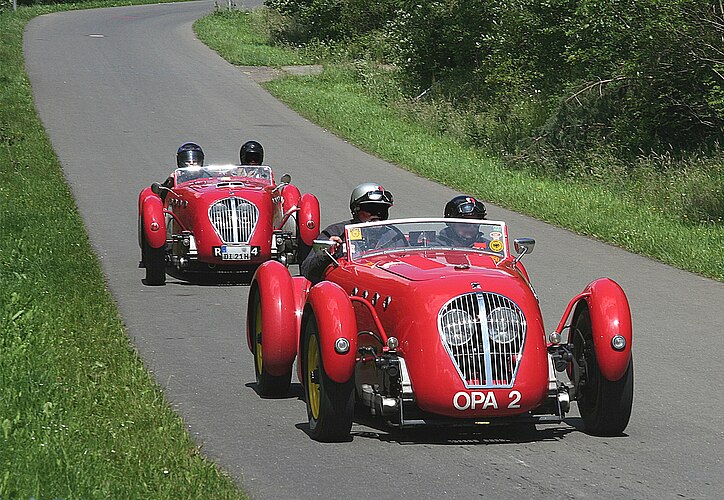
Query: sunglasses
359 204 389 217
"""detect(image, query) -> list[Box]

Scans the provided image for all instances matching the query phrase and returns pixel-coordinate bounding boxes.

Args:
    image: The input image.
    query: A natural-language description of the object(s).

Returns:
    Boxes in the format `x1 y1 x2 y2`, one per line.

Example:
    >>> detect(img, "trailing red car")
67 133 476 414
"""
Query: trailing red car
138 164 320 285
247 218 633 442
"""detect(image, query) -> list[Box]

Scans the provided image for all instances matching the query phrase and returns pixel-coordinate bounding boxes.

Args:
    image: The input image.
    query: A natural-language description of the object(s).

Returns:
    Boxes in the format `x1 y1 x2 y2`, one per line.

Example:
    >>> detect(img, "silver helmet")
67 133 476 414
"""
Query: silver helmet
349 183 393 219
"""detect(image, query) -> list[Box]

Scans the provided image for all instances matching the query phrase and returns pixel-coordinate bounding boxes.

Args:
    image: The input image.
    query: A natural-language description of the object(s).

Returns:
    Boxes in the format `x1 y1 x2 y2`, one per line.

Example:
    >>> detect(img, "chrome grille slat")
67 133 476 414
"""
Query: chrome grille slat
438 292 526 388
208 198 259 244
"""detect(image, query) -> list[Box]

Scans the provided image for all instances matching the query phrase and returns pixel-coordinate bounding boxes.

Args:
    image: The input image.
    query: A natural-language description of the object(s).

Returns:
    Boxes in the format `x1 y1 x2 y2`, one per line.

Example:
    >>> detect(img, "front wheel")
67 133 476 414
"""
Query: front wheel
142 238 166 286
572 308 633 436
303 313 354 442
250 286 291 398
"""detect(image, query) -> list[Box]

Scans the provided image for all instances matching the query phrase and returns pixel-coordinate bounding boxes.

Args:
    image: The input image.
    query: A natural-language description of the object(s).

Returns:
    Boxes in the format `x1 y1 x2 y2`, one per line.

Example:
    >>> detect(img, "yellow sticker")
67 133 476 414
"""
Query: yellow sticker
349 228 363 240
490 239 503 252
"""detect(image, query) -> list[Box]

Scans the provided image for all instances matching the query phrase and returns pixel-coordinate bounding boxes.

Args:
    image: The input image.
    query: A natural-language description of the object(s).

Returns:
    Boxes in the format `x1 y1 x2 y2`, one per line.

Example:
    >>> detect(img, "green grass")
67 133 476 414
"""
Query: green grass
194 8 316 66
1 3 244 498
194 10 723 281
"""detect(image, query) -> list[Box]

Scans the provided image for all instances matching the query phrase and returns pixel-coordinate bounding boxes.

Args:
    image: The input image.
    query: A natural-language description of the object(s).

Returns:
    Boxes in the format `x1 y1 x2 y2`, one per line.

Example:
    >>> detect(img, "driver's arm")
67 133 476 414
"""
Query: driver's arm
300 224 345 284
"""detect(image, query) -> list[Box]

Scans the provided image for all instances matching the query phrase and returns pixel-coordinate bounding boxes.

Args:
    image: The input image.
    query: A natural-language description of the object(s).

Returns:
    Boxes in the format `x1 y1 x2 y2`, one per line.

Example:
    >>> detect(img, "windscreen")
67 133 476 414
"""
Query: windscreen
345 218 507 261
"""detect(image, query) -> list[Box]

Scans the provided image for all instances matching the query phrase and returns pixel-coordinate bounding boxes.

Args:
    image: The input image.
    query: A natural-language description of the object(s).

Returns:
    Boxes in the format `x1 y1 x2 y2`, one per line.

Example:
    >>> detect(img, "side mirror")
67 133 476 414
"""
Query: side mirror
280 173 292 185
312 239 337 253
151 182 162 195
512 237 535 268
312 239 342 266
514 237 535 256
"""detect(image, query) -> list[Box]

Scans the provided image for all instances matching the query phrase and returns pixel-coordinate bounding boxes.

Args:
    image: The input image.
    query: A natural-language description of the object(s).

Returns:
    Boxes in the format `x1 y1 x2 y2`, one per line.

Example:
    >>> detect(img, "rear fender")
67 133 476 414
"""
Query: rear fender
138 187 166 249
297 193 321 246
247 261 298 376
575 278 632 381
302 281 357 384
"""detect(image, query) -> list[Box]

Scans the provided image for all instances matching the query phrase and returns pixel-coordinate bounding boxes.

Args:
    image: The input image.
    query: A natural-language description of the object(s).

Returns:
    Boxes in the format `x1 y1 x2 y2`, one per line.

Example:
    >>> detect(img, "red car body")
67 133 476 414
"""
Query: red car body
247 218 633 441
138 165 319 285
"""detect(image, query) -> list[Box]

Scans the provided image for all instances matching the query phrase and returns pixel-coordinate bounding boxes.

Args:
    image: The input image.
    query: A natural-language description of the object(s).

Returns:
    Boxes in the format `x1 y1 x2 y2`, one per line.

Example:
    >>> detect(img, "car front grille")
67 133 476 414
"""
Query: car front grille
438 292 526 388
208 198 259 244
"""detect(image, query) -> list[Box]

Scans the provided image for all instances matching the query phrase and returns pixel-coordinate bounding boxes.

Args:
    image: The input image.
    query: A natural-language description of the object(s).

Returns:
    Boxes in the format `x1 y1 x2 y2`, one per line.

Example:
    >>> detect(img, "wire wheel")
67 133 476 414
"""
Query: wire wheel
250 286 291 398
572 308 633 436
303 312 354 442
142 230 166 286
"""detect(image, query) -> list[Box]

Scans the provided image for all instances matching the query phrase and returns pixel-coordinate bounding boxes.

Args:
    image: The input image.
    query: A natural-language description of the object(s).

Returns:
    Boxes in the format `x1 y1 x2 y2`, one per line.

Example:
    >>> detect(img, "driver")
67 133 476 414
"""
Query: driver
177 142 205 168
438 195 489 248
159 142 205 197
301 183 394 284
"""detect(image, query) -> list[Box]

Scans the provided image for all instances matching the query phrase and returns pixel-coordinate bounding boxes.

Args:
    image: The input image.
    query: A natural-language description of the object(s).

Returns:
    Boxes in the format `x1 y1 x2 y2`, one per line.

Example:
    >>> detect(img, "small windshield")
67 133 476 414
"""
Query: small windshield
174 164 273 184
345 218 508 261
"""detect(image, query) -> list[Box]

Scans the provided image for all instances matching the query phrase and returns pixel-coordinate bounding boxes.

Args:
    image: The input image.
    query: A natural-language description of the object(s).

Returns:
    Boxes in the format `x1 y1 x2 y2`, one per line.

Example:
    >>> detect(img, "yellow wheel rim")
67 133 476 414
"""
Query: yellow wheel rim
254 299 263 374
307 334 320 420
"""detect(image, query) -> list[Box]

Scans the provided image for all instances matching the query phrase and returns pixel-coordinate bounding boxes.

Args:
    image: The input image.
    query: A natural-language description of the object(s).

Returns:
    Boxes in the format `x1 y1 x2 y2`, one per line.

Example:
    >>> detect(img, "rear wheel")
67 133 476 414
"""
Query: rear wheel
250 287 291 397
572 308 633 436
142 237 166 286
303 313 354 442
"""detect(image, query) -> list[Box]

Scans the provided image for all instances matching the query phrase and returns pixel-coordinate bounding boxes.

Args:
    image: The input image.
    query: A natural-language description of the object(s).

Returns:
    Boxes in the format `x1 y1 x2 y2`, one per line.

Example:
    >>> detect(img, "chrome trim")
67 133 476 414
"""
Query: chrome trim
438 292 527 388
208 197 259 244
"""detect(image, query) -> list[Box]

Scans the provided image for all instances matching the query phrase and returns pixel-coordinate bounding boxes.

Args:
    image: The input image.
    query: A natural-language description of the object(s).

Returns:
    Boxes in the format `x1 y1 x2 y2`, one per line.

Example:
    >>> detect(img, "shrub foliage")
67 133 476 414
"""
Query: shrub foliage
266 0 723 222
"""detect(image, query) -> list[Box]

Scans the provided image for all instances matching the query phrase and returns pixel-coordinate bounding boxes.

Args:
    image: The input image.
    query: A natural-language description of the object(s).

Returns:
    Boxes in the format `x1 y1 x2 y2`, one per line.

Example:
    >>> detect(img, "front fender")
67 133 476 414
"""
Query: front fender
138 187 166 249
297 193 321 246
305 281 357 384
579 278 632 381
281 184 301 215
247 261 298 376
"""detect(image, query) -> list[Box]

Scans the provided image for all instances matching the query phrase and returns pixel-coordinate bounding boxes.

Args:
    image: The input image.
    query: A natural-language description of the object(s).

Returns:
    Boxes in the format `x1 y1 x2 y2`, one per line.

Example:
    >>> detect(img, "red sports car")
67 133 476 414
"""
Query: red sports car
247 218 633 442
138 164 320 285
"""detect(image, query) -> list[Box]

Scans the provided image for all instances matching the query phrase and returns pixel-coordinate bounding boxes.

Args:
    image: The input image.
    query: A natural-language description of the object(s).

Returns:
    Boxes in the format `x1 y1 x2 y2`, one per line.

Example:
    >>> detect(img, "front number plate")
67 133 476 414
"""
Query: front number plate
214 245 259 261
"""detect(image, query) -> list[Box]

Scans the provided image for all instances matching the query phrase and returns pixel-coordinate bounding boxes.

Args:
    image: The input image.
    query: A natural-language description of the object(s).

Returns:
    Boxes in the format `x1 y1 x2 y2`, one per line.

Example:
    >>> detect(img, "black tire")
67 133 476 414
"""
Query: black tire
295 225 312 265
249 286 291 398
142 238 166 286
572 308 633 436
303 312 354 442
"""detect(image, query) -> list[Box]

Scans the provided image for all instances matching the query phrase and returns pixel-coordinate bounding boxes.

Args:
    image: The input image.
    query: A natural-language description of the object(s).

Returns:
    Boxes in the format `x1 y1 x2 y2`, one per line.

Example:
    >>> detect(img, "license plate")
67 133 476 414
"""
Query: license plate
217 245 255 261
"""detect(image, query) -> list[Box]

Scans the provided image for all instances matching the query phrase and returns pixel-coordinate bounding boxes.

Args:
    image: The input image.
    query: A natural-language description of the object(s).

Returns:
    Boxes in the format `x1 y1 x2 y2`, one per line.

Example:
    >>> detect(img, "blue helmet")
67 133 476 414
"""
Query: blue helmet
176 142 204 168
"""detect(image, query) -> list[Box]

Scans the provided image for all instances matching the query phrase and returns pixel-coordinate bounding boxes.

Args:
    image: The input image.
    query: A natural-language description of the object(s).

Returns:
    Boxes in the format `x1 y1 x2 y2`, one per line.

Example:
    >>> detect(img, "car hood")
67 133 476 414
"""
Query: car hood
364 250 513 281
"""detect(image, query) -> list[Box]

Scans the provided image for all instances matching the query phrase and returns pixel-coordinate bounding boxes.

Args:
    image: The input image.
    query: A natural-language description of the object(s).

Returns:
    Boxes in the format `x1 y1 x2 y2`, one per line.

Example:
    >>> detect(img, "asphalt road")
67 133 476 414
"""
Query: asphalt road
24 2 724 498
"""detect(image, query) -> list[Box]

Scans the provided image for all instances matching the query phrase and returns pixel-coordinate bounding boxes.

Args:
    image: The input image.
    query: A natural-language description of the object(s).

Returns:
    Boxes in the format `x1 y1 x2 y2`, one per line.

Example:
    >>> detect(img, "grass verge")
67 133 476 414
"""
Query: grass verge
195 10 723 281
1 3 244 498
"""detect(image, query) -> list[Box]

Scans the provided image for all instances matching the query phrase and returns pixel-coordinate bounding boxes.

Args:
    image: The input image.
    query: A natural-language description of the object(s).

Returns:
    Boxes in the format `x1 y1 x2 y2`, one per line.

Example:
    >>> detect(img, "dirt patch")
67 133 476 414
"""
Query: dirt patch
237 65 323 83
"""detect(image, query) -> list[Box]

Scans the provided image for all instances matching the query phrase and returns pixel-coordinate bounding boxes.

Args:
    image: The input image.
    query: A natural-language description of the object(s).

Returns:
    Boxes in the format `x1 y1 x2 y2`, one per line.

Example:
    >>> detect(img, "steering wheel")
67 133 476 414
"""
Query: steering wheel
372 226 409 250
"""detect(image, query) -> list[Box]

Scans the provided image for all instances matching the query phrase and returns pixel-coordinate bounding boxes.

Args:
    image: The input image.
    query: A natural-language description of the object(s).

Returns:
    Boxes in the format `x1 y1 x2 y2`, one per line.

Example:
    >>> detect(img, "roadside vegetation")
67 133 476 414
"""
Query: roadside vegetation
195 2 723 281
0 2 244 498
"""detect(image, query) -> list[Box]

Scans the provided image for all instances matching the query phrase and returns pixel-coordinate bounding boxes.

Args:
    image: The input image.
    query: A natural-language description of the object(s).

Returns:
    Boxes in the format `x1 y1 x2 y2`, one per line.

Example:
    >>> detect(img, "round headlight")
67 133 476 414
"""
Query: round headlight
488 306 522 344
440 309 476 346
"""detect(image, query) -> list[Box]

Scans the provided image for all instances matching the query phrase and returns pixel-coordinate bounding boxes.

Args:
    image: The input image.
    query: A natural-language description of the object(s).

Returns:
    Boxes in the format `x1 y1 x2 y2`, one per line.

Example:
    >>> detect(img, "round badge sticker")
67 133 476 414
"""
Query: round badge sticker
349 228 363 240
490 239 503 252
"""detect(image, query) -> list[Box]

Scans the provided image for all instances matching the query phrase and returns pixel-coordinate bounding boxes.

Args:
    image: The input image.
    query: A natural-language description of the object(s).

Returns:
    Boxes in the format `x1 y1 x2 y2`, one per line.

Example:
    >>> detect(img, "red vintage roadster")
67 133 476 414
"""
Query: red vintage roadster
138 164 320 285
247 218 633 441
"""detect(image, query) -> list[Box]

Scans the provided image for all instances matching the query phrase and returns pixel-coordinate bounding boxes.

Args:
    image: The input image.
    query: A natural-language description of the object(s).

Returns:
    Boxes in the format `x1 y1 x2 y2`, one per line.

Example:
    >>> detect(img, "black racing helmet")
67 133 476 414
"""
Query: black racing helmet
444 195 487 219
176 142 204 168
240 140 264 165
350 182 394 220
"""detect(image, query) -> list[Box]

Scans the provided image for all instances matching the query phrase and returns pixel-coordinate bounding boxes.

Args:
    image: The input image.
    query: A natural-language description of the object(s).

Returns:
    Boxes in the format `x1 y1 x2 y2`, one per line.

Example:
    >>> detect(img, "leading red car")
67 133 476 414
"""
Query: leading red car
138 164 320 285
247 218 633 442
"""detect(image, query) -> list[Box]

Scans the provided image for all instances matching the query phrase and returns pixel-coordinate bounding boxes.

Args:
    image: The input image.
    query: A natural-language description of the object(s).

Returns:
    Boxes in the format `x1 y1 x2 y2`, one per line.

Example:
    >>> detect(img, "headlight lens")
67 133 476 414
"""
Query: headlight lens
488 306 522 344
440 309 476 346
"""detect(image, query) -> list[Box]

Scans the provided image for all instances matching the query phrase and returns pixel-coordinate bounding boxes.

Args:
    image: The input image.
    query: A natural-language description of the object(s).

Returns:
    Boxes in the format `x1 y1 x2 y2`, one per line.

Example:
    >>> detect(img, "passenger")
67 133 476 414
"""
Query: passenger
438 195 489 248
301 183 394 284
239 140 264 165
